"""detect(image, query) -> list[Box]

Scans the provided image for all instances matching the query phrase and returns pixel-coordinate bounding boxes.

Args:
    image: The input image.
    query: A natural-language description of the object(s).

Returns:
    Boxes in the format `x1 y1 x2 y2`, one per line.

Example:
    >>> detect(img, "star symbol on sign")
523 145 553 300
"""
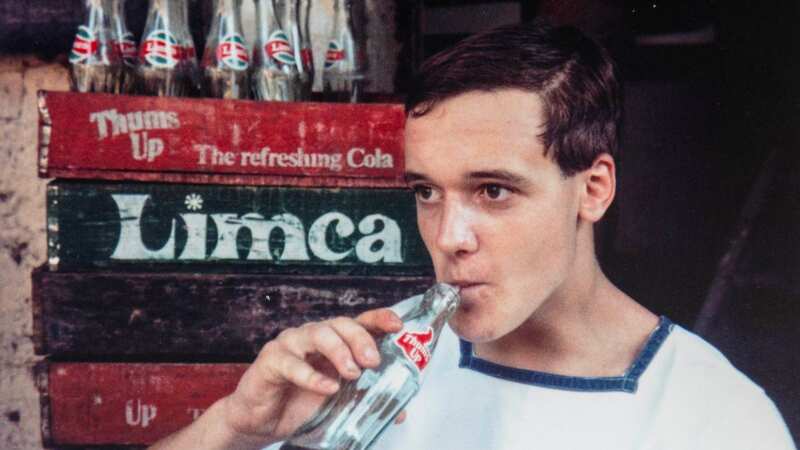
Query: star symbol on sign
184 193 203 211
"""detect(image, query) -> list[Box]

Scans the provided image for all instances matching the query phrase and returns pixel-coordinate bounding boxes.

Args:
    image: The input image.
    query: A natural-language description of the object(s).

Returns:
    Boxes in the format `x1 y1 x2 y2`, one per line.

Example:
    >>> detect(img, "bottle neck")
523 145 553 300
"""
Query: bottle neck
212 0 241 15
277 0 297 29
255 0 280 39
85 0 111 30
145 0 171 31
210 0 243 38
298 0 311 39
145 0 189 29
110 0 129 34
404 284 460 334
110 0 125 16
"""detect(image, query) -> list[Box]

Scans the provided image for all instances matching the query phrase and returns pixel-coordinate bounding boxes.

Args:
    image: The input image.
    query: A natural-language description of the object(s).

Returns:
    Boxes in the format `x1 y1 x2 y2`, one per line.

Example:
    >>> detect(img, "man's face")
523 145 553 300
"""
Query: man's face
404 89 583 343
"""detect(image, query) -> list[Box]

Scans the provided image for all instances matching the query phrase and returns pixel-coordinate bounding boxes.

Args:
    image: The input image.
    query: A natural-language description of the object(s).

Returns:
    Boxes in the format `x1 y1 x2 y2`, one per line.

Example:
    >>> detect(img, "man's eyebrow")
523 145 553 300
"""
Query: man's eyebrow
403 171 429 184
467 170 529 185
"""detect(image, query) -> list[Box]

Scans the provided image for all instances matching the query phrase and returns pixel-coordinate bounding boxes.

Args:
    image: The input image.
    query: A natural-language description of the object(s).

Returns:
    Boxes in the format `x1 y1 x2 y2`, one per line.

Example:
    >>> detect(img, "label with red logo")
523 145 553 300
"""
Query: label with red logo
393 328 434 372
141 29 181 68
113 32 138 67
301 47 313 71
216 33 249 71
266 30 295 66
180 44 196 61
69 26 99 64
324 40 345 70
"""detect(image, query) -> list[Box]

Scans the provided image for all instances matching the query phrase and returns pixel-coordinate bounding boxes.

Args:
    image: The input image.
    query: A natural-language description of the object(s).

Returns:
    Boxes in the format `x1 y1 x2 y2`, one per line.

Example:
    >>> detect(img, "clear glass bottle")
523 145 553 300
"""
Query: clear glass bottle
297 0 314 99
136 0 194 96
321 0 368 103
69 0 123 93
109 0 137 93
202 0 250 99
177 0 202 95
281 283 460 450
251 0 301 101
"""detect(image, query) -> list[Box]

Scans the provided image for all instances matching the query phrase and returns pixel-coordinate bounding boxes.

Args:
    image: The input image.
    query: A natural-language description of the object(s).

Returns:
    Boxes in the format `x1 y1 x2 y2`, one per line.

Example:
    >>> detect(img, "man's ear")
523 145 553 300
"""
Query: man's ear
578 153 616 223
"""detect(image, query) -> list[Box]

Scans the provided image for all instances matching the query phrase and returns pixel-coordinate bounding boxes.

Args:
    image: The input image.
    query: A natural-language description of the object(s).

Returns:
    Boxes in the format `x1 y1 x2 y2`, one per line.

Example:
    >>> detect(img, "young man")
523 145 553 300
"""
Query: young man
151 20 795 450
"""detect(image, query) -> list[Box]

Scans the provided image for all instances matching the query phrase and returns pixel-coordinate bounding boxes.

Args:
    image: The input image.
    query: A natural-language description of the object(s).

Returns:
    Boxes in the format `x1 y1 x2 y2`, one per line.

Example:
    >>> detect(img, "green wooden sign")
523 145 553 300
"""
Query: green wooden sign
47 181 432 274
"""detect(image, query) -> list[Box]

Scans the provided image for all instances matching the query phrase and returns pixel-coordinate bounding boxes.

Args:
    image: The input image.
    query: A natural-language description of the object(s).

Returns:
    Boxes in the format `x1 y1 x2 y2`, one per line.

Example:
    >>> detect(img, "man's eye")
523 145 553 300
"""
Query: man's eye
413 185 437 202
481 184 511 201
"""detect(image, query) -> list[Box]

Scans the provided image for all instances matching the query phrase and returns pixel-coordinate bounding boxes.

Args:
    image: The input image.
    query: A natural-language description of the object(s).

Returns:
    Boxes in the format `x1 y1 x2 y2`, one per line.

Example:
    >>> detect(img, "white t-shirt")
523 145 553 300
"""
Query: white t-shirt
269 301 795 450
379 321 794 449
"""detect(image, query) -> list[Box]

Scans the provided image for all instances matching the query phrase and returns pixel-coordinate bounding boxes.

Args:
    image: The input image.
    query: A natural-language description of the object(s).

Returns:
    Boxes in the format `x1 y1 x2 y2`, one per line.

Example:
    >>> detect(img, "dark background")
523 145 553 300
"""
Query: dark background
1 0 798 444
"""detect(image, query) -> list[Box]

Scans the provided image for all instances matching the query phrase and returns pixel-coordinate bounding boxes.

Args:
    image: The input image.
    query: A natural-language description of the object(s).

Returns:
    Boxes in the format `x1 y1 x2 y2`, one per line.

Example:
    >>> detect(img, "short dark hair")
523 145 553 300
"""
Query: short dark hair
405 19 621 177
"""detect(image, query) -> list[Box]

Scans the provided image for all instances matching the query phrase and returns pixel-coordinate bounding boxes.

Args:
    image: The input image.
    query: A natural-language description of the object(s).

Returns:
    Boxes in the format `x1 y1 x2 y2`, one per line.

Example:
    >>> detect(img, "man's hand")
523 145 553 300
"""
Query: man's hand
150 308 403 450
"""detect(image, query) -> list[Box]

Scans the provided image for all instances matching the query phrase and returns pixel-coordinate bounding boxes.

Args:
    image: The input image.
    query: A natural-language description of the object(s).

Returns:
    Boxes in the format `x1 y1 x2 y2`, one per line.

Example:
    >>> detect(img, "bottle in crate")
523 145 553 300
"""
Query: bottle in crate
109 0 137 93
202 0 250 99
322 0 368 103
69 0 123 93
136 0 196 97
297 0 314 99
251 0 302 101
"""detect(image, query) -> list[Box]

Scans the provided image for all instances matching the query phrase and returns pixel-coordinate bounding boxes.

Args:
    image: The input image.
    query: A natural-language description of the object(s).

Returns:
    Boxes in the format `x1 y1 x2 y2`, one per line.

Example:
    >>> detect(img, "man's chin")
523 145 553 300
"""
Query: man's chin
448 310 500 344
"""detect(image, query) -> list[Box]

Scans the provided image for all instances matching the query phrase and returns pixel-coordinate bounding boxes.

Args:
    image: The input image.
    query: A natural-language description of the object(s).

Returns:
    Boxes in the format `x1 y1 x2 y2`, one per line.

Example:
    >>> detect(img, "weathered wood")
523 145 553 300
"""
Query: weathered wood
40 167 407 189
40 362 246 446
32 265 433 359
47 181 431 273
38 91 406 187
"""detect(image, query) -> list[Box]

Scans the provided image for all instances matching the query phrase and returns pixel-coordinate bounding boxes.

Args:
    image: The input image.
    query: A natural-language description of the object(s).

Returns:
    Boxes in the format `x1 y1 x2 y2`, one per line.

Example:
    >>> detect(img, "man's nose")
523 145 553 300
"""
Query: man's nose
435 201 479 256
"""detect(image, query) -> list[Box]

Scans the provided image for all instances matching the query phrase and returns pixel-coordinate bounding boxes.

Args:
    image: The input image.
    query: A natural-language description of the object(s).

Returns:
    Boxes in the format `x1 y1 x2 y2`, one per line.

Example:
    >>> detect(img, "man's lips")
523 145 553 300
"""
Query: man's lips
447 281 486 293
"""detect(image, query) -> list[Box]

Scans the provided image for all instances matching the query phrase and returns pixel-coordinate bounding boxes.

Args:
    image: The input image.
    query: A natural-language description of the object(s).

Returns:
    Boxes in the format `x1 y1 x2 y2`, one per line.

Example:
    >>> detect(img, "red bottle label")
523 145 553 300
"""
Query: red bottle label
216 33 249 70
113 33 138 67
324 40 345 69
394 328 434 372
266 30 295 66
182 45 196 60
301 47 313 70
141 30 181 68
69 26 98 63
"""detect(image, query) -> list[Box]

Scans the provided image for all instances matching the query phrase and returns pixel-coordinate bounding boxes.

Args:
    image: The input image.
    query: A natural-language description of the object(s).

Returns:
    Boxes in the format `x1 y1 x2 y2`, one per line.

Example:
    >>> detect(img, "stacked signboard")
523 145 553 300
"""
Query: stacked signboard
33 91 433 447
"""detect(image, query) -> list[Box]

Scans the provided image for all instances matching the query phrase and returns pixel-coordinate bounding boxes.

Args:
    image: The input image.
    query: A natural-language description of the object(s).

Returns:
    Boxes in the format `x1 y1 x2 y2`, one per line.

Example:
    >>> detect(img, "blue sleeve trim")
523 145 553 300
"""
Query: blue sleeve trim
458 316 674 393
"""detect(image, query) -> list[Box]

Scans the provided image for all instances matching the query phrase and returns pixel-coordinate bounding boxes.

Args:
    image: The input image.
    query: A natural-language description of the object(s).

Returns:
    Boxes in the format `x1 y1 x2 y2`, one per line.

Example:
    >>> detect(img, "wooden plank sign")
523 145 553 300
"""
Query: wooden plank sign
39 362 247 446
38 91 406 188
47 181 432 273
32 265 434 359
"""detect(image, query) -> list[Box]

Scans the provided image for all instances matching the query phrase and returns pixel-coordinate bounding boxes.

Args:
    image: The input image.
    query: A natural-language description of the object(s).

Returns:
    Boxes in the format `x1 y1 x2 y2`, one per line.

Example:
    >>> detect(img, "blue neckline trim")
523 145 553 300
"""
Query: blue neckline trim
458 316 674 393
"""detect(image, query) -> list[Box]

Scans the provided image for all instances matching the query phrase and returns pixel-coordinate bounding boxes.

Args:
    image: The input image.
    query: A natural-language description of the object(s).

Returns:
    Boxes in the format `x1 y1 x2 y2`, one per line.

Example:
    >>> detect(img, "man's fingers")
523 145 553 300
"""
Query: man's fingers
356 308 403 335
394 410 407 425
261 310 403 393
273 351 340 395
328 317 383 369
305 322 363 379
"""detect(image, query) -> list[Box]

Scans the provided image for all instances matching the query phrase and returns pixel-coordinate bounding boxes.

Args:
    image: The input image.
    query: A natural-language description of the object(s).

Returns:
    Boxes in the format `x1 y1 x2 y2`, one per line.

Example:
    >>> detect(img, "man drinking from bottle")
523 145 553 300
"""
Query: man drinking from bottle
151 19 795 450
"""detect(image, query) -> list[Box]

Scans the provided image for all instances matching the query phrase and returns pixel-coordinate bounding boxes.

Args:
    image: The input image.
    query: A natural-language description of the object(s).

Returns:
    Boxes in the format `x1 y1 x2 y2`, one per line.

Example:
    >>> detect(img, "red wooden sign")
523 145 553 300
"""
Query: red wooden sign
40 362 247 446
38 91 407 188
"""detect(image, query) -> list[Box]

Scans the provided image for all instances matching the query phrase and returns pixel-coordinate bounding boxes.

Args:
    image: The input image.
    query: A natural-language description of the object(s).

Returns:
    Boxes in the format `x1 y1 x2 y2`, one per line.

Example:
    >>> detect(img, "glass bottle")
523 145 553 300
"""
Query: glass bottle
297 0 314 99
109 0 137 93
136 0 194 96
69 0 123 93
281 283 460 450
202 0 250 99
322 0 368 103
251 0 301 101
